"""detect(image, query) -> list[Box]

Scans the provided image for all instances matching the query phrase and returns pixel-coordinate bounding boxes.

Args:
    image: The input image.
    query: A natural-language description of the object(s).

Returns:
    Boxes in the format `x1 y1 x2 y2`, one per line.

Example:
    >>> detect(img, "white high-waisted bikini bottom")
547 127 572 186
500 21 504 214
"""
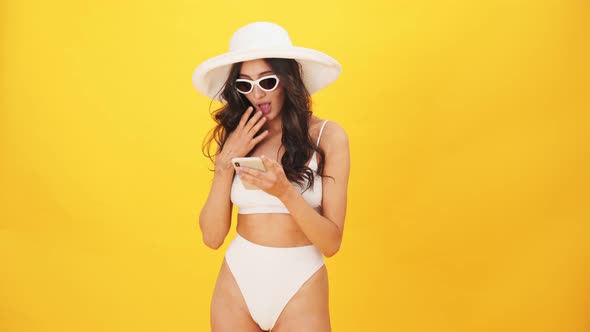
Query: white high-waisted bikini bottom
225 234 325 331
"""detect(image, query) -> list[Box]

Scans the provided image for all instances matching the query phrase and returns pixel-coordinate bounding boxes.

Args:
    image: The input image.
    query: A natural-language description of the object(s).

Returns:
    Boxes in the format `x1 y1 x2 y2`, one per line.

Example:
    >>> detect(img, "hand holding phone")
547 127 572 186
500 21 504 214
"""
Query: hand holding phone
231 157 267 190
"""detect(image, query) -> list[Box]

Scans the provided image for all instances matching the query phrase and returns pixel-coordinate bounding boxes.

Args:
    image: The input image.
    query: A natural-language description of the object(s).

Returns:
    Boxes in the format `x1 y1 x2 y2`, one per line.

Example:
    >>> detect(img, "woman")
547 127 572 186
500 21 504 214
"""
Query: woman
192 21 350 332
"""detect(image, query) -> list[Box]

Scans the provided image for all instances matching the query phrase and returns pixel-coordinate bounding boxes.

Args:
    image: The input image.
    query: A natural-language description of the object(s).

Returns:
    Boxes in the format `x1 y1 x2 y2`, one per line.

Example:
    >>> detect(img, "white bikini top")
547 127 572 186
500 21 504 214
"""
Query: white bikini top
230 120 329 214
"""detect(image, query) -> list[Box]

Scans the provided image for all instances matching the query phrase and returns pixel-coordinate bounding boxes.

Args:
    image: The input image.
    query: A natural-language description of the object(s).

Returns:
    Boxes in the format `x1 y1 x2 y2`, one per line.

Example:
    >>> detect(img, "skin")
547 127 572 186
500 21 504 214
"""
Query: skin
199 59 350 332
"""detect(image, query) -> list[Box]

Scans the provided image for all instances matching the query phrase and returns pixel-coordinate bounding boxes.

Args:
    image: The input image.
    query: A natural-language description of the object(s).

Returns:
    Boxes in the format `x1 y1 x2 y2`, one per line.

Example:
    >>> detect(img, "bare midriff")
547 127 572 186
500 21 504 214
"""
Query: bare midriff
236 214 313 247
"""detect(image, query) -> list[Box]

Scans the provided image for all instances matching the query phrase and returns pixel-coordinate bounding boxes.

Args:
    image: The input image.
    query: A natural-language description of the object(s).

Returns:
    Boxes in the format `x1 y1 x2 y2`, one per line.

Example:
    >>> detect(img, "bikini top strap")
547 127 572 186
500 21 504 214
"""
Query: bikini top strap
309 120 329 168
316 120 329 147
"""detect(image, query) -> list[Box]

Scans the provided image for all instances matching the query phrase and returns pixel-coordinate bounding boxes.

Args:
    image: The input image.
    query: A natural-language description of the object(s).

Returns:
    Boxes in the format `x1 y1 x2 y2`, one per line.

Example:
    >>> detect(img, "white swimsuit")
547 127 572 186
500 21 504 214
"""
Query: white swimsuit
225 120 329 331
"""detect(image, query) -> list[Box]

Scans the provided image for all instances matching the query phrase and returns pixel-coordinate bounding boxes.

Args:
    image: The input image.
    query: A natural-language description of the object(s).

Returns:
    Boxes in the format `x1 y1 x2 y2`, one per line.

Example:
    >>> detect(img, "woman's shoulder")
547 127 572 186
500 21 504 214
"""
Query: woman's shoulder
310 117 349 150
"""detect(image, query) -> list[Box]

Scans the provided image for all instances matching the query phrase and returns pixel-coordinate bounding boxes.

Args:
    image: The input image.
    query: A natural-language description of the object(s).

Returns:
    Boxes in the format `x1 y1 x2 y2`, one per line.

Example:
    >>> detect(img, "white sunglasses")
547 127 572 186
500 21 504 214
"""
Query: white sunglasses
235 75 280 94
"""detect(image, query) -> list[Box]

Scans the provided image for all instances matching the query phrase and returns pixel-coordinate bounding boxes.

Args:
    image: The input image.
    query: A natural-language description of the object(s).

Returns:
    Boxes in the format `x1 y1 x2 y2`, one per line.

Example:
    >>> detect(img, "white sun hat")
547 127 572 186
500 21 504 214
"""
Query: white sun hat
192 21 342 101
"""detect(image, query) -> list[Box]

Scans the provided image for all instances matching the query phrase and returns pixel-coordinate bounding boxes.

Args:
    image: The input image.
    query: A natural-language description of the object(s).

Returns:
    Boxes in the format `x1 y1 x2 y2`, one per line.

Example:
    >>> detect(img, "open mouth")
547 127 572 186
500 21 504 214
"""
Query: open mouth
258 103 271 114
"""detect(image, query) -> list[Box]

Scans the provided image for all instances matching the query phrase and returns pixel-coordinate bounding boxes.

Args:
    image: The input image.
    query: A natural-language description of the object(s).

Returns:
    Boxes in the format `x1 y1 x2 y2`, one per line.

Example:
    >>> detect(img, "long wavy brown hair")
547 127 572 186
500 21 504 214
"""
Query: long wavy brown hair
202 58 326 190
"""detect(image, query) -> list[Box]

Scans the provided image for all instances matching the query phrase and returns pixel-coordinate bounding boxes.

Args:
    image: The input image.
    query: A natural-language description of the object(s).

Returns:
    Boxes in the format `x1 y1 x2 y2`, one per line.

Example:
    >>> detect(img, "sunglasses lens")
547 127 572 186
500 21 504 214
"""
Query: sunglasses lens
259 77 278 90
236 81 252 93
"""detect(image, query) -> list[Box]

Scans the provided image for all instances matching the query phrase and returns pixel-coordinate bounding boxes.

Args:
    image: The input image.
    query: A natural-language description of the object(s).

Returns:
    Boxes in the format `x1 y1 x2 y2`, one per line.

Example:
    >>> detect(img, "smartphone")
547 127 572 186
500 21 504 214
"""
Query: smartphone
231 157 267 190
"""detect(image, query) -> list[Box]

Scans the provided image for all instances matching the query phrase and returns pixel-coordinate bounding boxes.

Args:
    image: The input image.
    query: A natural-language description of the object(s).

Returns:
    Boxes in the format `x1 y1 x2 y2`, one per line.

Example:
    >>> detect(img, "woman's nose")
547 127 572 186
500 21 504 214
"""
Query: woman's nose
253 85 266 99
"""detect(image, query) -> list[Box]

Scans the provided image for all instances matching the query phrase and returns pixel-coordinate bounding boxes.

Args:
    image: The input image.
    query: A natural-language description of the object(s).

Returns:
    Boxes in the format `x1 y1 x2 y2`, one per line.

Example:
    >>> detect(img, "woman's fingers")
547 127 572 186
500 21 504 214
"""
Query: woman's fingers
249 115 267 135
251 130 269 146
244 109 264 132
261 155 282 172
226 106 267 157
237 106 254 128
237 157 275 180
260 155 274 171
237 157 291 197
237 167 265 188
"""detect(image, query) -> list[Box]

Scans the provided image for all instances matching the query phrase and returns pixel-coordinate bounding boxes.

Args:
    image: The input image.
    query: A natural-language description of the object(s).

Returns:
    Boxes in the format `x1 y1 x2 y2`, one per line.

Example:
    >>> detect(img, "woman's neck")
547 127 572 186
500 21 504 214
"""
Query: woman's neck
264 118 283 136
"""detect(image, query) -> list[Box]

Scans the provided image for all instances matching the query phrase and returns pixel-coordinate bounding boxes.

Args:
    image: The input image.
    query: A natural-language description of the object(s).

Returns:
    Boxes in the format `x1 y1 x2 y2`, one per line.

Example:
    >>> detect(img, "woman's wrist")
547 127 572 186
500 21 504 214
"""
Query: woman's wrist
214 150 235 173
214 160 235 176
277 185 299 204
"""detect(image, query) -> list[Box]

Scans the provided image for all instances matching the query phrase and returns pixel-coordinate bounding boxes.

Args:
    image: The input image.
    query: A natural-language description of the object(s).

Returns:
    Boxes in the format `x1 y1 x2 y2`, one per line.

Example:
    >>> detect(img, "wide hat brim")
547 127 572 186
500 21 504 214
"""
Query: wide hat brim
192 46 342 101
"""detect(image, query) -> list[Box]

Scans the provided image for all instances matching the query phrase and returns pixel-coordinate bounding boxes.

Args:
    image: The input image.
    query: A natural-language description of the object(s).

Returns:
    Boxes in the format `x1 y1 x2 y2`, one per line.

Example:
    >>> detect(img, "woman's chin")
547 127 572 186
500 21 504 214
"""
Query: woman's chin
264 110 281 122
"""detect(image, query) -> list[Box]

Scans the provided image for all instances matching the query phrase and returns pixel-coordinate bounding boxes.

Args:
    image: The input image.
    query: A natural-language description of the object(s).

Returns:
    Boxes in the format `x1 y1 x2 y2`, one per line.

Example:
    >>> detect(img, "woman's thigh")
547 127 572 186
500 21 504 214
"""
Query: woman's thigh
272 265 331 332
210 259 263 332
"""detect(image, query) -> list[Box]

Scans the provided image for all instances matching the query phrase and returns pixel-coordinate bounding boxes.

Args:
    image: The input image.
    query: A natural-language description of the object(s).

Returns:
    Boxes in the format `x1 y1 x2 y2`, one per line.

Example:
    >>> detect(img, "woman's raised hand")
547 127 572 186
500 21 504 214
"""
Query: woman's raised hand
215 106 268 170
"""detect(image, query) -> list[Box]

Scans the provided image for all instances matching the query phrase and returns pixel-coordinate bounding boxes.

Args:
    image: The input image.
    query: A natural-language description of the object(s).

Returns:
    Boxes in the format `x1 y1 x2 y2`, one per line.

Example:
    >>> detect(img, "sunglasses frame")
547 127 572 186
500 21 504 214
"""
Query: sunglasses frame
235 75 280 94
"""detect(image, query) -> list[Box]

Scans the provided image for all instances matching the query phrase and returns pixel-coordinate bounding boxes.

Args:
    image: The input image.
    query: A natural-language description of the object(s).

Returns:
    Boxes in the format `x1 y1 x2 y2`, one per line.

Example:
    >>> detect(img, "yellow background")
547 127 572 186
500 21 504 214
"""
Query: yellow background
1 0 589 331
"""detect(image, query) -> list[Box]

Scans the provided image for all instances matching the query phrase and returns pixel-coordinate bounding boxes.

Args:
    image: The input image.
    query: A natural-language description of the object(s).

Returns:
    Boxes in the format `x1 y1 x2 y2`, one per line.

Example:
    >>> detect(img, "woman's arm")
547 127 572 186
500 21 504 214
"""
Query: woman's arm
236 122 350 256
198 159 235 249
199 107 269 249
